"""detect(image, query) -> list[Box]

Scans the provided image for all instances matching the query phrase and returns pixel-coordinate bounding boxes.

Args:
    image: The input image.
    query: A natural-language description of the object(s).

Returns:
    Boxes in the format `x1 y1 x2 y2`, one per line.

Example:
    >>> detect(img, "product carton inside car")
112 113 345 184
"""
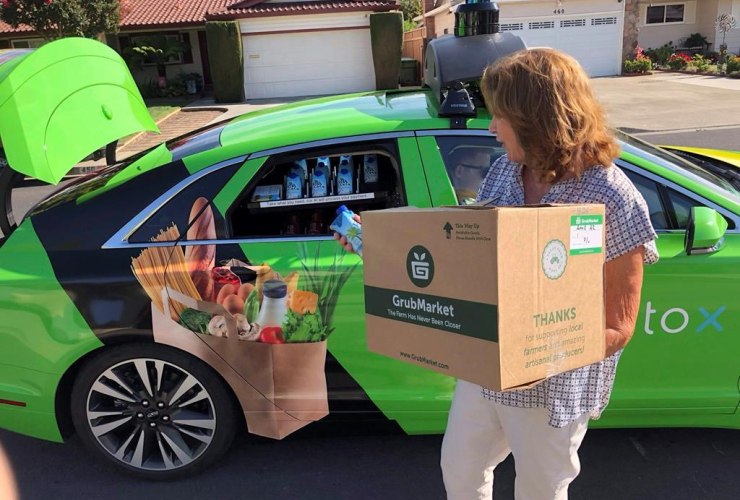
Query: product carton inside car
363 203 607 391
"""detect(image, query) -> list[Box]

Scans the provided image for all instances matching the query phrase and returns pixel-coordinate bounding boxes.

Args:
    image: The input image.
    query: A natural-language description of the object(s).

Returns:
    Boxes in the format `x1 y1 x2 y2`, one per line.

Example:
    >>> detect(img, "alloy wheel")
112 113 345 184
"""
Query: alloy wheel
85 358 216 472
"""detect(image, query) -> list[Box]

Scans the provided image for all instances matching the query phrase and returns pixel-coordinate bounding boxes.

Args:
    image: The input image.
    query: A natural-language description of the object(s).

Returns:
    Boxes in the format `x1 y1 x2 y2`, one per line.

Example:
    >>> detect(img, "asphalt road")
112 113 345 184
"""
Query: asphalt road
1 425 739 500
2 133 739 500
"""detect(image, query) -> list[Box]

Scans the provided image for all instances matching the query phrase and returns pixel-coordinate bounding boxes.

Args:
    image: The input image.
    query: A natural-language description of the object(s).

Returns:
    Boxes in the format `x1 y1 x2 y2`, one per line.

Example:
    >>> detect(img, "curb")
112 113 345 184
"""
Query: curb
181 106 229 113
117 107 183 151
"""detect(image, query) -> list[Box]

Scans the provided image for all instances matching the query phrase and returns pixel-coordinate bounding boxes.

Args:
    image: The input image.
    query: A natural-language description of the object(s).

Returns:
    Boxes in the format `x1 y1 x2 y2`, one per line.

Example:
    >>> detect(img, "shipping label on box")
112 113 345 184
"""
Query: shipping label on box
363 204 606 392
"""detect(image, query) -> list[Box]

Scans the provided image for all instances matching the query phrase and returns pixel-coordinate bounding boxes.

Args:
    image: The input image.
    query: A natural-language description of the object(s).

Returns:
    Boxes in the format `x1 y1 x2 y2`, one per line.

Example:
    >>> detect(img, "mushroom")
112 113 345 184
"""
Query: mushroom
208 315 229 338
238 322 262 342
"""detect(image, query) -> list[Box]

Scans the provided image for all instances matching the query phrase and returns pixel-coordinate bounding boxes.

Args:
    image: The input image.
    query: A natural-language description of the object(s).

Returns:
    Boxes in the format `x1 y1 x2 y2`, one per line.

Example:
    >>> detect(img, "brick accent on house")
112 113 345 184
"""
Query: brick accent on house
422 0 436 40
622 0 640 61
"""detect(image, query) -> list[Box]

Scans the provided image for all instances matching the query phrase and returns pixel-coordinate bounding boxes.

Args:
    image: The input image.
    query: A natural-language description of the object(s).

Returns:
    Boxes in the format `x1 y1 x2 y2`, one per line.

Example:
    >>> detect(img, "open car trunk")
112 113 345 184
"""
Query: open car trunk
0 39 159 238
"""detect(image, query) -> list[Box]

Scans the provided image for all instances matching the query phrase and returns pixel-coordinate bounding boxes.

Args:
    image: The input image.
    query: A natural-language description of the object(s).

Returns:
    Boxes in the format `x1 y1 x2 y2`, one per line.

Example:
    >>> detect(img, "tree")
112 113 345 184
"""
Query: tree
0 0 122 40
399 0 422 31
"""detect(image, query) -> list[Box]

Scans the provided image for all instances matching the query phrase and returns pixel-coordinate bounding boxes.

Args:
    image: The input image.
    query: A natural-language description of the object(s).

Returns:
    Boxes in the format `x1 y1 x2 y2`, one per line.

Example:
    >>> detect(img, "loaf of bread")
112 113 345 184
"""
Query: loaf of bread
185 197 216 301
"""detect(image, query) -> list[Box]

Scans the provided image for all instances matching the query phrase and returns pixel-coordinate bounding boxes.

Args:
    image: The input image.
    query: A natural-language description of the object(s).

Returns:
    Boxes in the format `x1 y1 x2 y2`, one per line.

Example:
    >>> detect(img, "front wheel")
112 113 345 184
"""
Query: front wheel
71 343 240 480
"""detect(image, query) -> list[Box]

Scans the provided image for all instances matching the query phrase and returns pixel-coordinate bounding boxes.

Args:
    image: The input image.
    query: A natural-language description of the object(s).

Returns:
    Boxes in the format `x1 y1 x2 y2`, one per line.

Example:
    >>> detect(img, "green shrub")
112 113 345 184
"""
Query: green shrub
206 21 244 103
644 44 672 65
370 12 403 90
137 72 204 98
623 58 652 74
726 56 740 74
728 71 740 79
684 33 708 48
691 54 710 72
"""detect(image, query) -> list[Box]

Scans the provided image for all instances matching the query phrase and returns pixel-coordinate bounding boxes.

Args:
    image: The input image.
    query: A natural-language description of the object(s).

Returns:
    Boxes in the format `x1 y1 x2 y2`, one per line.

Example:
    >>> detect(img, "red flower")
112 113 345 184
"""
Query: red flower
1 0 10 7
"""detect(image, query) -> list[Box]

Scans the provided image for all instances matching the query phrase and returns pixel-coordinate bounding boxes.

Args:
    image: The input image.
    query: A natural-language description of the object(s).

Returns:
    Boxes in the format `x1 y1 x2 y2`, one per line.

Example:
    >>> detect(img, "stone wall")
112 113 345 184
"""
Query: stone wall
622 0 640 60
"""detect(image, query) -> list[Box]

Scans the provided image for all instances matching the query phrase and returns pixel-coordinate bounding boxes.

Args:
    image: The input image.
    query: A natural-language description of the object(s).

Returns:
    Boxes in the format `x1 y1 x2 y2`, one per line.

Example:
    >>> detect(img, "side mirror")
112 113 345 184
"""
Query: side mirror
684 207 728 255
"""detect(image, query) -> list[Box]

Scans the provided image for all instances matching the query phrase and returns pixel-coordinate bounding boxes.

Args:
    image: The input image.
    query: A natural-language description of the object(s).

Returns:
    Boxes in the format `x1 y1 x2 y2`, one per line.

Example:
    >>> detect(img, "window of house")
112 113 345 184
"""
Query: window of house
646 4 685 24
11 38 45 49
123 33 191 66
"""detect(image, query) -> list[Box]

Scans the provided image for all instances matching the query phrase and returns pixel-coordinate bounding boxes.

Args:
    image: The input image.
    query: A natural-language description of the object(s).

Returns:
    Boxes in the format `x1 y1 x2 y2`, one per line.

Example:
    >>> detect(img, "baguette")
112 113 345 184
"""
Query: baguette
184 197 216 301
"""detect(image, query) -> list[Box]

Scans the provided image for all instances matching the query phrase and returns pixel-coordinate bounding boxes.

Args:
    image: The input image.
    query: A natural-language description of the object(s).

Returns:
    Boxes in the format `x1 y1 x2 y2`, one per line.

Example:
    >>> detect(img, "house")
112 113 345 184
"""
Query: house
0 0 399 100
0 0 235 89
422 0 740 77
207 0 398 99
638 0 740 55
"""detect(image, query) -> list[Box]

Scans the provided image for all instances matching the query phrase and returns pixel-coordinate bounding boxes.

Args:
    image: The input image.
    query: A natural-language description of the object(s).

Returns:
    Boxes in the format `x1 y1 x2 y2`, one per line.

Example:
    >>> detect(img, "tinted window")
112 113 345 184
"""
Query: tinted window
617 132 740 201
129 164 238 243
436 136 506 205
622 169 669 230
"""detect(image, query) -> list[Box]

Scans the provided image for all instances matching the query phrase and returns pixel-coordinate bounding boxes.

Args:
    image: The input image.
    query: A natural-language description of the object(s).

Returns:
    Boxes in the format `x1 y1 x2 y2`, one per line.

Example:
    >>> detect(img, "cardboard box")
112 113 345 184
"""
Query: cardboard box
363 204 606 391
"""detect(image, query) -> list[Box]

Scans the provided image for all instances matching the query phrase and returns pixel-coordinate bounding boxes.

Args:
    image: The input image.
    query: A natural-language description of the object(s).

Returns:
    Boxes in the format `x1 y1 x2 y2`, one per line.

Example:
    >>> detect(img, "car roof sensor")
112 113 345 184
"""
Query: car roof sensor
424 0 526 129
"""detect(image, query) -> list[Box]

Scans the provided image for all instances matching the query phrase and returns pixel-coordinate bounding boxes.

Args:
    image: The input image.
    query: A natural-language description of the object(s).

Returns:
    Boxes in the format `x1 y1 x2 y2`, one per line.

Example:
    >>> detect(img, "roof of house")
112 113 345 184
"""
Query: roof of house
120 0 238 29
207 0 398 18
1 0 398 36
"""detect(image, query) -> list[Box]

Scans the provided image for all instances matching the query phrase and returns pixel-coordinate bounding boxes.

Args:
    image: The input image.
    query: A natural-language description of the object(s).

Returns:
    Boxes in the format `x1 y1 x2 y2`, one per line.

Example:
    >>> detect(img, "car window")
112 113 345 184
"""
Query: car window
228 140 406 239
666 189 701 229
617 131 740 201
435 136 506 205
621 169 670 230
129 164 238 243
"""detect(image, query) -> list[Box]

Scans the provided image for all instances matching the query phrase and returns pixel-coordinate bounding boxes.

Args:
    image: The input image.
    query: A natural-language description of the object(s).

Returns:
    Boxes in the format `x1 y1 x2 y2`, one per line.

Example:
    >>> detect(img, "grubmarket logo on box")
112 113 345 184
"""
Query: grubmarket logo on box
542 239 567 280
407 245 435 288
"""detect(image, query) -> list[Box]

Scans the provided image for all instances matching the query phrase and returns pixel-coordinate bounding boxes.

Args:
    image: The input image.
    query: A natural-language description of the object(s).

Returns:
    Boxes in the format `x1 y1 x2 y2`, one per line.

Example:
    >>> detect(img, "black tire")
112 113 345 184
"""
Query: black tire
71 343 240 480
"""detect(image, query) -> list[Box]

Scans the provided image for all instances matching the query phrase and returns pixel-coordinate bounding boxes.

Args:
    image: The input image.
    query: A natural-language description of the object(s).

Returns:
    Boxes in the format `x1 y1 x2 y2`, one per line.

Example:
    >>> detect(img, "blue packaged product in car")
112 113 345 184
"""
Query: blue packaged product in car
330 205 362 256
286 172 303 199
312 168 328 197
363 154 379 184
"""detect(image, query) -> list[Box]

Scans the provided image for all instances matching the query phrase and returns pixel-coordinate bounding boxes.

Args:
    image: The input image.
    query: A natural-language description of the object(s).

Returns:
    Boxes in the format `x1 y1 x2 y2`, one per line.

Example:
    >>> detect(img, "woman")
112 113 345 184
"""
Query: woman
336 48 658 500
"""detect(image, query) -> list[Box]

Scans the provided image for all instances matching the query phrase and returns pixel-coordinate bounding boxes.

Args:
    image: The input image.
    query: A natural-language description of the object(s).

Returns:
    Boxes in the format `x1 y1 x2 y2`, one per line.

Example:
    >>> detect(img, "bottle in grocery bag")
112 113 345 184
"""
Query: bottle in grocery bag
256 280 288 327
337 155 354 195
363 154 379 184
312 157 331 197
330 205 362 256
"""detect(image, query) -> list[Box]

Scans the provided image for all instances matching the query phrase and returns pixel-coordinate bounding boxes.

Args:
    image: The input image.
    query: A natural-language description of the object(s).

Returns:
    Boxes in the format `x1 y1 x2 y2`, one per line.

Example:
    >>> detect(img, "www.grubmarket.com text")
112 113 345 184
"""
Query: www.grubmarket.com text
400 352 449 370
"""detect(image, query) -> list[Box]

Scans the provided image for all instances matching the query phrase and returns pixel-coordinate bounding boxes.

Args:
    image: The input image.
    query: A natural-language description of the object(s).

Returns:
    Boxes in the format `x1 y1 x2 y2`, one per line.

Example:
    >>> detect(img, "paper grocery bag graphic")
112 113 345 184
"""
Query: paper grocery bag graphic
153 288 329 440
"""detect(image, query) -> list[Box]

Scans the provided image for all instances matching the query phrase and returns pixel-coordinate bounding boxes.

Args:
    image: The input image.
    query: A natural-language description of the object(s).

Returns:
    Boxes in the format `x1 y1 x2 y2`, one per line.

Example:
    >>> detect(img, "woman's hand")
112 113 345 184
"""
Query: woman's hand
333 214 361 254
604 246 646 357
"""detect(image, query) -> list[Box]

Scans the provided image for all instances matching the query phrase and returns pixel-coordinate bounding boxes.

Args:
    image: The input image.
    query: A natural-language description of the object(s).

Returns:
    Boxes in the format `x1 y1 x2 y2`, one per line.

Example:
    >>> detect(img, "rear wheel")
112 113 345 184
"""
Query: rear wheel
71 343 240 480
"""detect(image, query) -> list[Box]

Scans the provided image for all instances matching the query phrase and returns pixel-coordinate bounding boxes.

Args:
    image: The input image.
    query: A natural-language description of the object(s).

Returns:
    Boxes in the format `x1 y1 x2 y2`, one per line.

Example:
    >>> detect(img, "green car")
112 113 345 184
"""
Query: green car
0 36 739 480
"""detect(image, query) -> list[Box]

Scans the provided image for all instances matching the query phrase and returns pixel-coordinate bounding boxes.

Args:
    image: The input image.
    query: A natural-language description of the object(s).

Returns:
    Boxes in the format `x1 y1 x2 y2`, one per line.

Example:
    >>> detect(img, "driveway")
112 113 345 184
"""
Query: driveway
591 73 740 134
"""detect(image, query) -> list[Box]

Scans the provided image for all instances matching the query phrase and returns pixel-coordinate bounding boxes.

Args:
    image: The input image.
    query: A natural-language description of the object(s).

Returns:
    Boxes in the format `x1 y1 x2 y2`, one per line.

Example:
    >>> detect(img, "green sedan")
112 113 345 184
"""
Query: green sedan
0 37 738 479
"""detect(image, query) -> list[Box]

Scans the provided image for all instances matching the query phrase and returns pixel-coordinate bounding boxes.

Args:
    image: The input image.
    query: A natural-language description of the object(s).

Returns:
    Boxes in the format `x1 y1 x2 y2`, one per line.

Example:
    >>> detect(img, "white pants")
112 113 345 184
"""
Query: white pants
441 380 590 500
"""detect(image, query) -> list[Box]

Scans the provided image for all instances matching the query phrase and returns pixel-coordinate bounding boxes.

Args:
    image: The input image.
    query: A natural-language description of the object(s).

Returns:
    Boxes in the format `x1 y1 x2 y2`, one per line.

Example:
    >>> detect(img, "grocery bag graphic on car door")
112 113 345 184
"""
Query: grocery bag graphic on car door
130 197 359 439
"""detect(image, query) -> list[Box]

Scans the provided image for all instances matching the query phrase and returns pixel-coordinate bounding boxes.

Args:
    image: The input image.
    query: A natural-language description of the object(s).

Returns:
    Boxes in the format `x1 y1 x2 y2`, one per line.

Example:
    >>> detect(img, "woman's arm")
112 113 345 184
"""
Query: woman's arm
604 246 646 357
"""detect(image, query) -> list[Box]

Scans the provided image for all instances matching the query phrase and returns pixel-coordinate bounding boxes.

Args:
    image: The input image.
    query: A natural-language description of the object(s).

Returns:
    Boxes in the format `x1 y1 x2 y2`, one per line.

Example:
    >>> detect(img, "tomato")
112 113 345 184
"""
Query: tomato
259 327 285 344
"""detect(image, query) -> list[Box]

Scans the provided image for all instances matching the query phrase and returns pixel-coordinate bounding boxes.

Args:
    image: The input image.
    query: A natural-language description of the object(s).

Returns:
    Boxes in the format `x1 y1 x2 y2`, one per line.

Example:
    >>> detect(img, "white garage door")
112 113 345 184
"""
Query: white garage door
500 14 623 77
243 30 376 99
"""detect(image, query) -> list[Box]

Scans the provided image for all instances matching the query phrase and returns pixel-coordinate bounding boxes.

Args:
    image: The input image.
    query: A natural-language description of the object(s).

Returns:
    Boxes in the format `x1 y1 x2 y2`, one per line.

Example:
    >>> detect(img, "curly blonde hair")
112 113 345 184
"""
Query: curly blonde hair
481 48 620 183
